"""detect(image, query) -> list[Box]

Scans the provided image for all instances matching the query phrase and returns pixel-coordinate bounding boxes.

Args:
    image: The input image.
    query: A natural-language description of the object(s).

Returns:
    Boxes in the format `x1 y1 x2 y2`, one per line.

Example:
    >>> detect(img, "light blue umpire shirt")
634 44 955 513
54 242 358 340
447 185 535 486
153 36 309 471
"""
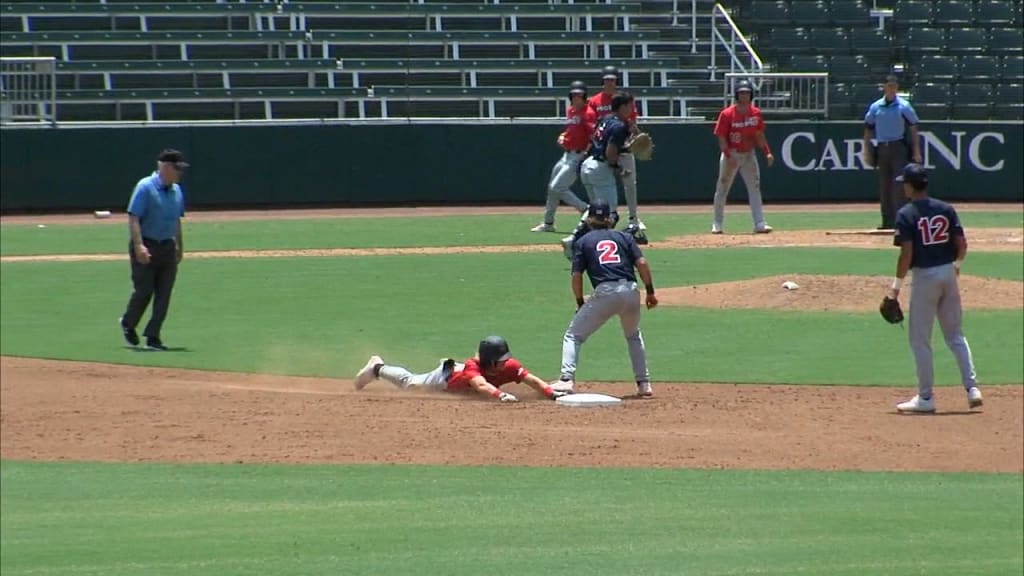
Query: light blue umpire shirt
864 95 920 143
127 172 185 242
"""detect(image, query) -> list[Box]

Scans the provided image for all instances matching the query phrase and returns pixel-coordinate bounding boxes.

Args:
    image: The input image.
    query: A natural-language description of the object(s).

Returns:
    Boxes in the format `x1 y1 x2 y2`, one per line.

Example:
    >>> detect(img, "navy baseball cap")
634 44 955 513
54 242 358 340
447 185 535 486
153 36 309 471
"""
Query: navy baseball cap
894 163 927 186
588 198 611 219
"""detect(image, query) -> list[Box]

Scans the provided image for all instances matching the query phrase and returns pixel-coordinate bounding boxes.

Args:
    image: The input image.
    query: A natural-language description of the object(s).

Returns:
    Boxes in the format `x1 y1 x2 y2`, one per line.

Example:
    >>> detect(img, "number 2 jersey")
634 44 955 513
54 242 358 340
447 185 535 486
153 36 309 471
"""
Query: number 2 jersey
893 197 964 269
572 229 644 288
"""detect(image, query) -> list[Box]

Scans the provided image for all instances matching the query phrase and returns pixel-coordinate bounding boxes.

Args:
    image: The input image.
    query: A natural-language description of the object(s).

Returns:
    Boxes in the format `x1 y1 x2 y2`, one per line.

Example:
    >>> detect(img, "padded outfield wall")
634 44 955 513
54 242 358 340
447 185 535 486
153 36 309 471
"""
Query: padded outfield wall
1 121 1021 212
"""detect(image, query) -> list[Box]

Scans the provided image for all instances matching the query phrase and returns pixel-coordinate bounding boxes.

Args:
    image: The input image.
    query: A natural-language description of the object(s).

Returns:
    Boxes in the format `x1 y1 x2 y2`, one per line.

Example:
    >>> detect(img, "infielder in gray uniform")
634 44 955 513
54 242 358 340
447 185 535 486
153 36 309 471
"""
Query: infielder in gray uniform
886 164 982 414
711 80 774 234
531 81 593 232
552 198 657 398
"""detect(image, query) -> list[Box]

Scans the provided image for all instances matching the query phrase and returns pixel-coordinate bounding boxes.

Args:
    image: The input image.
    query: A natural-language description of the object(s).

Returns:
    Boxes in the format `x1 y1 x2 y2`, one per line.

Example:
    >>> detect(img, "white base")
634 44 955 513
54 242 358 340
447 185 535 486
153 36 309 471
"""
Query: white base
555 393 623 407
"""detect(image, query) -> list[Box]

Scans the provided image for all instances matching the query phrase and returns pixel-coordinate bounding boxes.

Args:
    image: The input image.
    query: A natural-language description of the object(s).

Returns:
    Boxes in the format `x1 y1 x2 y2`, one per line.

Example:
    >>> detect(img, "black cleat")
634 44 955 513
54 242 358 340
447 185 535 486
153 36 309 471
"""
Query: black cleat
145 337 168 351
120 318 140 346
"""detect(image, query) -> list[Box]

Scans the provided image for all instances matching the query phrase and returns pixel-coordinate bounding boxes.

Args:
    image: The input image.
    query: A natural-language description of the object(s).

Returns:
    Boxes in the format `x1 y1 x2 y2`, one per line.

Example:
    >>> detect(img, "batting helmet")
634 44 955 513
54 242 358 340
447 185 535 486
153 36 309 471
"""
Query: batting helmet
734 79 754 99
478 335 512 366
568 80 587 98
601 65 619 81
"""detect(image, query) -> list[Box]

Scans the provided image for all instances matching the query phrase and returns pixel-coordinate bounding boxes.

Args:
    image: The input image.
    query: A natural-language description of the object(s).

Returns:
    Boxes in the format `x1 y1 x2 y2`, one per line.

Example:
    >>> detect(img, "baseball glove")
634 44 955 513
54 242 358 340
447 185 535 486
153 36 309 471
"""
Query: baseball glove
879 296 904 325
627 132 654 161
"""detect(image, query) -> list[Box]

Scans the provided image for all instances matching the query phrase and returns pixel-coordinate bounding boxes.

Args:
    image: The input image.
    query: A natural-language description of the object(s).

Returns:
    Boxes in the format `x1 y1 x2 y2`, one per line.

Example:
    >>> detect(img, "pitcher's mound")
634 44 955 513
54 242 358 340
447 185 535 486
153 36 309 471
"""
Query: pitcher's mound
659 274 1023 312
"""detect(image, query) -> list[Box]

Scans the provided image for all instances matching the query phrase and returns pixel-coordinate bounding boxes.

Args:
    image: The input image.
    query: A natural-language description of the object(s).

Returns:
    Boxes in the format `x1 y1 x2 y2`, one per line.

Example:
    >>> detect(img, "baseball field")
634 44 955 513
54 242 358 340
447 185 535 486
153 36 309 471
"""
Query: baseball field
1 204 1022 576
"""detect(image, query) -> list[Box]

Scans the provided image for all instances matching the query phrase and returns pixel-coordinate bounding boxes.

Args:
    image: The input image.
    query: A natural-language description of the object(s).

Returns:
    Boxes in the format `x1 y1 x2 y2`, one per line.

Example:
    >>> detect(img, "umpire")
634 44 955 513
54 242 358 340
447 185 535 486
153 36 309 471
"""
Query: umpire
862 75 922 230
119 149 187 351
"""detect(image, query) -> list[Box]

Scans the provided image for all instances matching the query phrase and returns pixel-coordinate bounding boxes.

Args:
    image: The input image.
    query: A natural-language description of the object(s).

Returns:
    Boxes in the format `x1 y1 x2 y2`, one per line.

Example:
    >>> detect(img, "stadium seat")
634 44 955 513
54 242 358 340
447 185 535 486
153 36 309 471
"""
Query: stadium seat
828 81 853 117
790 1 830 26
945 28 987 54
952 83 992 119
1003 55 1024 81
766 27 810 52
748 1 790 26
959 55 1001 82
933 1 974 26
829 54 870 79
992 83 1023 119
849 27 891 54
851 82 884 108
917 54 958 81
829 0 871 27
893 1 933 27
989 28 1024 55
809 27 850 53
973 0 1016 25
789 54 828 72
905 27 945 52
910 82 952 120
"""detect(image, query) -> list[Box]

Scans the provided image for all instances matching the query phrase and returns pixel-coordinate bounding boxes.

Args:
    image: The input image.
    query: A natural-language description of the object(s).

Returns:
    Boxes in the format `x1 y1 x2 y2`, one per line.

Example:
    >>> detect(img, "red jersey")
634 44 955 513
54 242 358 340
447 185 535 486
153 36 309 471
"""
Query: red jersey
587 91 638 123
560 105 596 152
446 357 529 391
713 104 764 153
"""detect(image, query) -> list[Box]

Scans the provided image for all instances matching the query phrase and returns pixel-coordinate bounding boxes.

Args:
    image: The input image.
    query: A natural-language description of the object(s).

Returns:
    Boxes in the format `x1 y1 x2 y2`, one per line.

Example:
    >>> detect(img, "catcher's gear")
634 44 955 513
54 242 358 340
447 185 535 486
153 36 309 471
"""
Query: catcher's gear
623 222 649 245
601 65 618 81
734 79 754 99
568 80 587 99
626 132 654 161
478 335 512 366
879 296 904 324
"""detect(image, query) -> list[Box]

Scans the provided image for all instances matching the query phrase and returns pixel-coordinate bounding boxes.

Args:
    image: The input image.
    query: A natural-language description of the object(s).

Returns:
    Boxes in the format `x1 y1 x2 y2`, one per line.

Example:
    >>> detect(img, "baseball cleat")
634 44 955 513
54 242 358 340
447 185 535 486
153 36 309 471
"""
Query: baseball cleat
145 337 168 351
354 355 383 391
967 387 983 409
560 235 574 260
628 219 647 231
637 381 653 397
896 395 935 413
550 378 575 393
754 225 774 234
711 224 723 235
531 223 556 233
119 317 139 346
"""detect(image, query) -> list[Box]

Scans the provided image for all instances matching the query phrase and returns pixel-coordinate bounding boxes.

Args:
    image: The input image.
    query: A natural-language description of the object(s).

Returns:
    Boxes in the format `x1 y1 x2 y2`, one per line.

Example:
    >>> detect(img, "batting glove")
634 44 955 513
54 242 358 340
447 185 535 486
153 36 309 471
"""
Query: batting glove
498 392 519 403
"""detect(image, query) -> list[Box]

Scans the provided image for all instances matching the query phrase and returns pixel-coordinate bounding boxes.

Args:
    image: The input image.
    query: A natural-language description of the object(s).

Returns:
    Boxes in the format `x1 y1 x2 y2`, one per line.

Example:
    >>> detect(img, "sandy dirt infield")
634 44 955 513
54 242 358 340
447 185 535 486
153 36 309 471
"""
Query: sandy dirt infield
1 357 1021 473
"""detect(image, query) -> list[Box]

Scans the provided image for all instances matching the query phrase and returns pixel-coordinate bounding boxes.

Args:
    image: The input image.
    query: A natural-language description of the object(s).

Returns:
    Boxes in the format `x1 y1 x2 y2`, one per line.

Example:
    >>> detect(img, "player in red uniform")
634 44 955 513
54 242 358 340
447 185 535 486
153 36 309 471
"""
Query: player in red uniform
586 65 644 231
352 336 569 403
711 79 774 234
531 81 594 232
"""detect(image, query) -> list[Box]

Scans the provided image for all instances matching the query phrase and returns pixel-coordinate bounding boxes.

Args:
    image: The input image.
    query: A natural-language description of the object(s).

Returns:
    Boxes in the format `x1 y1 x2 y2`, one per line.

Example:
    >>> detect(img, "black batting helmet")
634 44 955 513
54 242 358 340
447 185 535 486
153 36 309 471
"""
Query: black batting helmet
568 80 587 99
734 79 754 99
601 65 619 81
478 335 512 366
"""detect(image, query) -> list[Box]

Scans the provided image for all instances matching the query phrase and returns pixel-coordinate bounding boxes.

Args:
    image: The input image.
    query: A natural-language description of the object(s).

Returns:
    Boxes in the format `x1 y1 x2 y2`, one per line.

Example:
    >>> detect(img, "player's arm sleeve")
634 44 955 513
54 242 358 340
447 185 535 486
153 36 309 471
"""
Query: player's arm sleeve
863 102 877 126
713 109 729 137
508 359 529 382
126 181 148 216
624 235 643 262
893 212 914 246
901 102 920 125
948 207 965 237
610 124 630 150
571 242 586 274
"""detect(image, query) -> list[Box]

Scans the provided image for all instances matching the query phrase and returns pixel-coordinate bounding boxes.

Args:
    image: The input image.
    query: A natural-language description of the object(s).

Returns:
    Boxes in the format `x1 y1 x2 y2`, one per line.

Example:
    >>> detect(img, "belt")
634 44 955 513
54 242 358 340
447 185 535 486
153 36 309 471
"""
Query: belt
142 237 175 245
565 149 586 154
877 140 904 146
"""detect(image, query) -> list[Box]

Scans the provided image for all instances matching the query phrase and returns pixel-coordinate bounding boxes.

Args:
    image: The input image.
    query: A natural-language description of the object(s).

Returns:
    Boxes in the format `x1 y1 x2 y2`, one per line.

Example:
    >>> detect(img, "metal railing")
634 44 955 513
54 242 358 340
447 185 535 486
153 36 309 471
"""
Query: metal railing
0 57 56 125
708 3 763 82
724 72 830 117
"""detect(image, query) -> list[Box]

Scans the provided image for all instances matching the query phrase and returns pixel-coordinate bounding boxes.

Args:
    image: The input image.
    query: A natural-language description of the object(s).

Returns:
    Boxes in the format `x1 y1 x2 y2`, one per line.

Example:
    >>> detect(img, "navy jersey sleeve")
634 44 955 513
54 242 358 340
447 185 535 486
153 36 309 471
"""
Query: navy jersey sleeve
622 232 643 264
608 122 630 152
893 209 915 246
571 237 587 274
947 206 964 238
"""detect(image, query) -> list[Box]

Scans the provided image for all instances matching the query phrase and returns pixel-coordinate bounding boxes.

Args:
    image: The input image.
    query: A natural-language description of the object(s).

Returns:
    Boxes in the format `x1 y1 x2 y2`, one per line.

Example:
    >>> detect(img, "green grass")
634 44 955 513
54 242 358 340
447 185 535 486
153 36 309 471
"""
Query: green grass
1 461 1021 576
2 249 1021 385
2 211 1020 256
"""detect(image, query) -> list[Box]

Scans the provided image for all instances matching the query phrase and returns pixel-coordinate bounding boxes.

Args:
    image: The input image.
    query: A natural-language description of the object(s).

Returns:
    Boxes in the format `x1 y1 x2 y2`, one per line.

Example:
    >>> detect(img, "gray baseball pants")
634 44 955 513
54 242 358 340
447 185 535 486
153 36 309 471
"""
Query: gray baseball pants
908 263 977 400
560 279 650 383
713 151 768 230
542 151 589 225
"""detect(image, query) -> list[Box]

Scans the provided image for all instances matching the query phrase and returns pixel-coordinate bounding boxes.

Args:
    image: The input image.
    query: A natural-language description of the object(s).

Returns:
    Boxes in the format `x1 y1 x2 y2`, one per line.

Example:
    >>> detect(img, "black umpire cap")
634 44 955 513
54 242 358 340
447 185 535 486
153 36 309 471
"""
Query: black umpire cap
157 148 190 168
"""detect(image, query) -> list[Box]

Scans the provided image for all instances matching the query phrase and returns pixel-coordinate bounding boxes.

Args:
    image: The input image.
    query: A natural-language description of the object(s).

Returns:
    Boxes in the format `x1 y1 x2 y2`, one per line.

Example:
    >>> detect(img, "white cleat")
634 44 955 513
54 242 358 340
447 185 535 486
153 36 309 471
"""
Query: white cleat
637 381 653 397
754 224 774 234
896 394 935 414
711 223 723 235
560 235 575 259
354 355 383 391
967 387 983 409
531 223 556 233
551 379 575 393
629 219 647 231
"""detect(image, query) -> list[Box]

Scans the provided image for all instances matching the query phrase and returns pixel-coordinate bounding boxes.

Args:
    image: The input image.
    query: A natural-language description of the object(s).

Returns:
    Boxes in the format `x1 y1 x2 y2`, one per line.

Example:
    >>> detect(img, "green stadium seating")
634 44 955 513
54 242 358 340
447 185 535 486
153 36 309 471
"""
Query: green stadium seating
765 27 810 52
910 82 952 120
894 1 933 27
905 27 945 52
848 27 891 53
946 28 987 54
917 54 958 81
748 1 790 26
1003 55 1024 81
828 81 853 118
959 55 1002 82
933 1 975 26
989 28 1024 54
810 27 850 53
992 83 1023 119
790 1 830 26
829 54 869 79
973 0 1017 25
828 0 871 27
952 84 992 119
788 54 828 72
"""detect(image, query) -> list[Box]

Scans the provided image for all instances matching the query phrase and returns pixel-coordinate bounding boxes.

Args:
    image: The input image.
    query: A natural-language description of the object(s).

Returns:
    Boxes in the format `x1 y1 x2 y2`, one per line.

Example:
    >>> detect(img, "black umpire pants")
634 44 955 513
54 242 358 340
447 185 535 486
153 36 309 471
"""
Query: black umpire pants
876 140 909 229
122 238 178 339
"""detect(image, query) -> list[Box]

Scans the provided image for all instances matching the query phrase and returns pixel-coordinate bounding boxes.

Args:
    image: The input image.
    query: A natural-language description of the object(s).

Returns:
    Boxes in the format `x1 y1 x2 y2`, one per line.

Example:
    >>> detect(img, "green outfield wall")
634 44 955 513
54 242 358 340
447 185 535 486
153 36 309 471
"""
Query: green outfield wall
1 121 1021 211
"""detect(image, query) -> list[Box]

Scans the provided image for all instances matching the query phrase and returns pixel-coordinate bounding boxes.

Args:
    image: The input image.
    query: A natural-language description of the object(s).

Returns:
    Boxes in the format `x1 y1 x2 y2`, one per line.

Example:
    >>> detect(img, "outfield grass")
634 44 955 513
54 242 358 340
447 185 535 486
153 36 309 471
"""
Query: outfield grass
1 461 1021 576
2 249 1021 384
2 210 1020 256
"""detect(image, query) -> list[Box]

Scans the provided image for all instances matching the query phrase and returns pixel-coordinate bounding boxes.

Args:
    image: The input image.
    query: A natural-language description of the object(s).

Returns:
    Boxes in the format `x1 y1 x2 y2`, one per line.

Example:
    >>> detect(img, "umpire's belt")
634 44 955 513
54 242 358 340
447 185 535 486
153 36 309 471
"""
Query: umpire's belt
877 140 905 147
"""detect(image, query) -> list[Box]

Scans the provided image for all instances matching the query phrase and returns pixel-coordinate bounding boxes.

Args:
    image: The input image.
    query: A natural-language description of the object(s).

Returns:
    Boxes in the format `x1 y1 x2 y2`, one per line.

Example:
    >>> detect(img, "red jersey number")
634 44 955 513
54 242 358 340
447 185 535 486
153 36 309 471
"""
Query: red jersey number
596 240 621 264
917 215 950 245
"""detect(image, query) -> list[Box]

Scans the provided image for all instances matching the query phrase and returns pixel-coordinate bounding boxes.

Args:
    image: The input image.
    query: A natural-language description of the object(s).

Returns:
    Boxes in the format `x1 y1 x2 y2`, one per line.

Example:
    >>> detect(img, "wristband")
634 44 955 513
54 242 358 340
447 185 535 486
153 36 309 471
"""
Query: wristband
761 144 772 155
541 384 554 396
954 260 962 270
891 277 904 290
645 284 655 295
